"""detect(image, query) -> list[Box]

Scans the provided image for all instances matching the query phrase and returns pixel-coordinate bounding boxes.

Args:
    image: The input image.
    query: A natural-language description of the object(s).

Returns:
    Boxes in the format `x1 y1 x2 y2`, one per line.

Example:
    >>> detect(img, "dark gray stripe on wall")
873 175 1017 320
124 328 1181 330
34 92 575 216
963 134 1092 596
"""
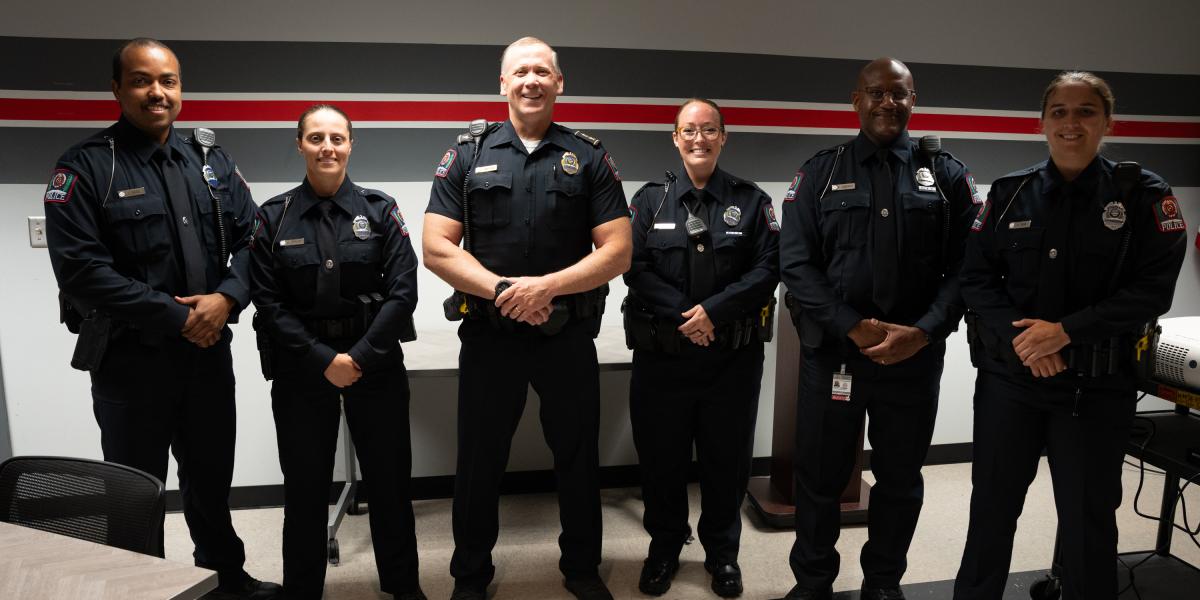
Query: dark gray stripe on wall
3 36 1199 115
5 127 1200 186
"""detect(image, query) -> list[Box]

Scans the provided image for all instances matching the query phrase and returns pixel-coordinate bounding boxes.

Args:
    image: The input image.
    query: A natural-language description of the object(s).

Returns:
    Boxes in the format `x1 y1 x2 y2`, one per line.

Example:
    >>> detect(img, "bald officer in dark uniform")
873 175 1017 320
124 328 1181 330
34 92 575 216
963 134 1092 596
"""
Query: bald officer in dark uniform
775 58 978 600
43 38 278 599
422 37 632 600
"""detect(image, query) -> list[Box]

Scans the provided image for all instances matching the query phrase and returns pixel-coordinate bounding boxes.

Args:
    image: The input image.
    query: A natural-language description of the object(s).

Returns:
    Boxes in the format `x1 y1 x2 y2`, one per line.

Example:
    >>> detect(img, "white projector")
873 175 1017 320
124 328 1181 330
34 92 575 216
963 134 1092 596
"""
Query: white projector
1149 316 1200 393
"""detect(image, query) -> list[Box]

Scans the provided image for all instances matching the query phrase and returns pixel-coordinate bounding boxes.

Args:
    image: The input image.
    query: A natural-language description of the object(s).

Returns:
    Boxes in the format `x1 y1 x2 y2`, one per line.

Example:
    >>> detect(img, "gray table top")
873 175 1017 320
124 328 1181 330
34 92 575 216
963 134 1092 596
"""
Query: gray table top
401 324 633 377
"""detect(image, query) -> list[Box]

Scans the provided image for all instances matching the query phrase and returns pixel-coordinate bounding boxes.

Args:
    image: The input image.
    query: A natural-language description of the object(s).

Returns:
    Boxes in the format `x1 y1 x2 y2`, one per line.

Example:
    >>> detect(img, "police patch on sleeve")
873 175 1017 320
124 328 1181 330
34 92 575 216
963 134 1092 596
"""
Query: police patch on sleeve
435 148 457 179
249 215 263 249
970 202 991 232
784 171 804 202
604 153 621 182
390 205 410 237
44 169 79 204
629 203 638 221
764 205 781 233
1154 195 1187 233
966 172 984 205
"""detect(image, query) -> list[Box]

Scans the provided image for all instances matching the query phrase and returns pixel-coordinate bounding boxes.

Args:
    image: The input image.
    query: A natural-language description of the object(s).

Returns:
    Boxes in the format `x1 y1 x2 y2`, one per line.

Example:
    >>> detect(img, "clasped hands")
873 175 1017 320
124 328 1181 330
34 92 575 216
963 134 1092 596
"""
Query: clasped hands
1011 318 1070 378
495 275 556 325
849 319 928 366
176 293 234 348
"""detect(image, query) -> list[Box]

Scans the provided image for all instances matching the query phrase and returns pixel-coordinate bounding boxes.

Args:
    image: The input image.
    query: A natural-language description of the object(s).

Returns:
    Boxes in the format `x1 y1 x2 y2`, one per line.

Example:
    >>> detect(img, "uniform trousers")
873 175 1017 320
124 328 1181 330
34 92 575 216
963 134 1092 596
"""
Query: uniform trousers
90 329 247 582
450 317 603 590
271 348 417 599
953 369 1136 600
630 341 764 566
789 342 944 590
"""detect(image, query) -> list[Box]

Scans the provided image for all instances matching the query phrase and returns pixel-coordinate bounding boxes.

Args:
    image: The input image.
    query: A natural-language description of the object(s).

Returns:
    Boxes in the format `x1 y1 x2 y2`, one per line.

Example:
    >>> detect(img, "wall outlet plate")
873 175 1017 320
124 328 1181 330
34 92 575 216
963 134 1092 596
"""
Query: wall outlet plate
28 216 47 248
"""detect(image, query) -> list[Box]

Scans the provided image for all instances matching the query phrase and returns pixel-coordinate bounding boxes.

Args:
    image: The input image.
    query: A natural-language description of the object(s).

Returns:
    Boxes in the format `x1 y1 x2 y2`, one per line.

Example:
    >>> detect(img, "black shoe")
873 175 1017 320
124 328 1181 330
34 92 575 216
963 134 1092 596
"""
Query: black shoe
449 585 486 600
771 584 833 600
638 558 679 596
563 576 614 600
704 562 743 598
202 577 283 600
394 589 428 600
860 586 905 600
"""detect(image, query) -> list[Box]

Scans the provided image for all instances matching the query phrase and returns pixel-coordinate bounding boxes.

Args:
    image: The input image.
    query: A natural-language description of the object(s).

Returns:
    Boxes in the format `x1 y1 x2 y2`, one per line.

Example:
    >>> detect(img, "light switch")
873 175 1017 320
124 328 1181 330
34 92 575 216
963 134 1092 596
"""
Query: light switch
28 216 47 248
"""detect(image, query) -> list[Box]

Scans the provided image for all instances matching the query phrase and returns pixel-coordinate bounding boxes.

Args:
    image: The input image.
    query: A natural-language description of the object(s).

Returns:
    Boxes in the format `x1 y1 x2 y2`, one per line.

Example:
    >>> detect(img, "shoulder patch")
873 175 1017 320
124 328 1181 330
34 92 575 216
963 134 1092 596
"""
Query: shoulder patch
574 130 601 147
970 202 991 232
604 153 621 182
249 214 264 249
435 148 457 179
966 172 984 204
763 205 781 233
390 205 410 237
628 203 638 221
1154 195 1187 233
784 170 804 202
44 168 79 204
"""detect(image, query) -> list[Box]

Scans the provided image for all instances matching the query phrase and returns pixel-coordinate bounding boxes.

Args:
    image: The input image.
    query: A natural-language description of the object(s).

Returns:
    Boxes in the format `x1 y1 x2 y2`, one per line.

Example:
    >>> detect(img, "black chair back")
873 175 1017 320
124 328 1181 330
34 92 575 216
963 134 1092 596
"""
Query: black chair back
0 456 166 556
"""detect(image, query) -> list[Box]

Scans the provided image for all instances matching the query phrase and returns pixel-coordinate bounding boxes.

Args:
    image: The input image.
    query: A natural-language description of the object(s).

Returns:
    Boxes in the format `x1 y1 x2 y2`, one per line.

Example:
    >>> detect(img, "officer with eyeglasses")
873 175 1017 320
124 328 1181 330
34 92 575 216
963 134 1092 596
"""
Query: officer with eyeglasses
774 58 978 600
623 98 779 598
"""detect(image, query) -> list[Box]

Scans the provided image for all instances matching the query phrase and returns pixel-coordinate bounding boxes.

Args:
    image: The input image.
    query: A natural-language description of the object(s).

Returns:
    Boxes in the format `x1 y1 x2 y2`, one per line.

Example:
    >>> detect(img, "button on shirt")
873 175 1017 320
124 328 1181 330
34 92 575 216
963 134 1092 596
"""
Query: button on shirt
425 120 629 278
626 167 780 326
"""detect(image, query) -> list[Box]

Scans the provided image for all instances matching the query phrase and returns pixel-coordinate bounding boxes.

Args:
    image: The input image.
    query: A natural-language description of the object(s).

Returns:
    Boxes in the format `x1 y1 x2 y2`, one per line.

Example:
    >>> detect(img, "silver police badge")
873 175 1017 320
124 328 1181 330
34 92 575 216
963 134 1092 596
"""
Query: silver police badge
1102 201 1126 231
723 205 742 226
560 152 580 175
352 215 371 240
915 167 936 187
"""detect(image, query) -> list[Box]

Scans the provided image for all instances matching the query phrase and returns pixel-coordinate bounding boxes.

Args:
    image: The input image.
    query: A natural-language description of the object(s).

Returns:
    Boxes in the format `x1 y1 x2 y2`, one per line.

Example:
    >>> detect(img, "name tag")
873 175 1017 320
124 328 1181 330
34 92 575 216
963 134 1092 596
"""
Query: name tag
279 238 305 247
653 222 676 230
117 187 145 199
1008 220 1032 229
918 185 937 193
725 230 744 236
474 164 498 174
831 182 856 191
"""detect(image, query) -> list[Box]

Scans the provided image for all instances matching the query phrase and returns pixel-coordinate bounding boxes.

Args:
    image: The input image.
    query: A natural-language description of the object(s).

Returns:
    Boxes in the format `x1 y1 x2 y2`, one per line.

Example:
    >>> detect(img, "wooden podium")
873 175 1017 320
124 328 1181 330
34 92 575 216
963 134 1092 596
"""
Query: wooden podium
746 288 870 528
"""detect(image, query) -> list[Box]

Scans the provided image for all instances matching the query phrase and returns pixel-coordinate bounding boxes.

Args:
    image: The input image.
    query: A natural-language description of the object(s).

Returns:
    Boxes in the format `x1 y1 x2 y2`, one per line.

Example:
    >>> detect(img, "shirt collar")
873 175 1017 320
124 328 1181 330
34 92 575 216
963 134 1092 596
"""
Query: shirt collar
1040 155 1103 197
297 176 356 217
853 130 912 165
672 165 730 205
114 116 181 165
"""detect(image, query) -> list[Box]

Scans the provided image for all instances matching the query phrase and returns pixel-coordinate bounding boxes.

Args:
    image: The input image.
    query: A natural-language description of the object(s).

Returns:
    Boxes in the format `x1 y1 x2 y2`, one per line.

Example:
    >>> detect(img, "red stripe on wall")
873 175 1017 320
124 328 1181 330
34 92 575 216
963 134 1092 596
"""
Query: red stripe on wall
2 98 1198 139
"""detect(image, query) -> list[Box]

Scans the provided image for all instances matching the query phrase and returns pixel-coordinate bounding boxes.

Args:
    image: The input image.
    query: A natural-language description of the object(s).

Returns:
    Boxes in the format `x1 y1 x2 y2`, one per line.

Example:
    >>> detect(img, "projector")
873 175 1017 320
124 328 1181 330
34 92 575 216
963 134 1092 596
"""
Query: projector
1139 316 1200 410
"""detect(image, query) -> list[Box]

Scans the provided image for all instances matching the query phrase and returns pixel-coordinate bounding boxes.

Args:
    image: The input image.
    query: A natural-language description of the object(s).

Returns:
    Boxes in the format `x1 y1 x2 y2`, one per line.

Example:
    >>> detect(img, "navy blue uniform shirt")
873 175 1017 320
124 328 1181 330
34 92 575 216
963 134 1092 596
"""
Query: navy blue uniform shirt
249 177 418 373
425 120 628 279
961 156 1186 375
780 131 978 348
45 117 256 335
626 166 780 326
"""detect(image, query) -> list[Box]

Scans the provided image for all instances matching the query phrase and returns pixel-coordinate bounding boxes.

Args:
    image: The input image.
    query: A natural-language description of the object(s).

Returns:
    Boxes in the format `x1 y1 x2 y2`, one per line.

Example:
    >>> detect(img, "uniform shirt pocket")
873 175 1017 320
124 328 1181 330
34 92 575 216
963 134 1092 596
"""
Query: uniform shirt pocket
546 173 588 231
820 190 871 249
276 243 322 301
104 194 171 261
900 191 942 259
998 227 1044 293
466 171 513 228
645 228 689 288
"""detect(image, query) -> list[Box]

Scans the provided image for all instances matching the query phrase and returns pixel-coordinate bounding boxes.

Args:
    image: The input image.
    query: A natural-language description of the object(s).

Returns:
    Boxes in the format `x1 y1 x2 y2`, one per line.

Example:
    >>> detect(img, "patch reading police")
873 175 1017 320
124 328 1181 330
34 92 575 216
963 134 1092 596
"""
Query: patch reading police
763 205 781 233
967 172 985 204
352 215 371 240
560 151 580 175
604 153 621 182
970 202 991 232
784 171 804 202
1154 196 1187 233
1102 201 1126 231
390 206 409 237
723 205 742 226
44 169 78 204
435 148 457 179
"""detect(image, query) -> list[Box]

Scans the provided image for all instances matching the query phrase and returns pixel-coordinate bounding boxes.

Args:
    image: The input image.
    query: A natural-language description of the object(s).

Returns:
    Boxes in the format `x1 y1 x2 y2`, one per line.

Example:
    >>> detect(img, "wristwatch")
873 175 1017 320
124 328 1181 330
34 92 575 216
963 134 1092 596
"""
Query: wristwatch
494 279 513 299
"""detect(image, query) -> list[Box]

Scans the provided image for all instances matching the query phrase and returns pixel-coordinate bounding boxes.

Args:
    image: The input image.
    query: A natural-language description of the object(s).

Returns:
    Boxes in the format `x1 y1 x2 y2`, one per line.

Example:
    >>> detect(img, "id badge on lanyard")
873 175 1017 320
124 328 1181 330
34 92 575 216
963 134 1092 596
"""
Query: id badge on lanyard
832 363 852 402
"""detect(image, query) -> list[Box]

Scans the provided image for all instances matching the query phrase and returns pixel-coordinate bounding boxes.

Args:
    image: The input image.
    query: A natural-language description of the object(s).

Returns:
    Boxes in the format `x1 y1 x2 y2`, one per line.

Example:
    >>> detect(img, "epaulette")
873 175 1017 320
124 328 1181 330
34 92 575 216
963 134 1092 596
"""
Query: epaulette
573 130 601 148
457 119 500 144
994 164 1041 184
356 186 394 203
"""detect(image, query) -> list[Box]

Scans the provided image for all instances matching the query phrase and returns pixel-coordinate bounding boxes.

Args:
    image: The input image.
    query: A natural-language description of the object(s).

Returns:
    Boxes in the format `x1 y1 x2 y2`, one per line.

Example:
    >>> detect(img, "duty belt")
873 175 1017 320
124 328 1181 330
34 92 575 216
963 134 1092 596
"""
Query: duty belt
453 284 609 336
622 296 775 354
303 316 362 340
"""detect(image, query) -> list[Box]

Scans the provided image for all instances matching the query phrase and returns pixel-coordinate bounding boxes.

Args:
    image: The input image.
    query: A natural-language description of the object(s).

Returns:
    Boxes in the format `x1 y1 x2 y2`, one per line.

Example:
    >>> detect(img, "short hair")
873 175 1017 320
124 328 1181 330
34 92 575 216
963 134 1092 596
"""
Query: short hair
1040 71 1115 119
674 98 725 131
111 38 175 83
297 104 354 140
500 36 561 75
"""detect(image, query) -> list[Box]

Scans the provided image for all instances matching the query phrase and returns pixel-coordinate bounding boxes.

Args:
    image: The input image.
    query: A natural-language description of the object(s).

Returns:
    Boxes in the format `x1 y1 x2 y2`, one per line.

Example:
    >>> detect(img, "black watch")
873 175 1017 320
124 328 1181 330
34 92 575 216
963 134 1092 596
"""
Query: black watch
494 279 513 299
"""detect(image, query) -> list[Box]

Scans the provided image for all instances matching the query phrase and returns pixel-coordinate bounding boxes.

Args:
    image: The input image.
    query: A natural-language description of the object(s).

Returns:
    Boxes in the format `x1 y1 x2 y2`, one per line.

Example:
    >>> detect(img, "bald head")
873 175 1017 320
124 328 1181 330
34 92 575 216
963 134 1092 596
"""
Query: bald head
852 57 916 147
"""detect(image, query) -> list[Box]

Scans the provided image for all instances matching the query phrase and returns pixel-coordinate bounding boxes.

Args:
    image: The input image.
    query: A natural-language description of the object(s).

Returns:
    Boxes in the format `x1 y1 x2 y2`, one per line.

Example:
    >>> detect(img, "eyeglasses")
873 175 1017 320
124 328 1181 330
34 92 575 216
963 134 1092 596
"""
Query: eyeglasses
860 88 915 102
676 126 723 141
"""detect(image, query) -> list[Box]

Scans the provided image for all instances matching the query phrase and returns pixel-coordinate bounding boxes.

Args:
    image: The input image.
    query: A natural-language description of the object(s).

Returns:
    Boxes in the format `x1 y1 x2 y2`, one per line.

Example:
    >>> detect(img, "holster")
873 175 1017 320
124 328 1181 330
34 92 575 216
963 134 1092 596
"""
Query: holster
784 292 824 349
70 311 111 372
252 311 274 381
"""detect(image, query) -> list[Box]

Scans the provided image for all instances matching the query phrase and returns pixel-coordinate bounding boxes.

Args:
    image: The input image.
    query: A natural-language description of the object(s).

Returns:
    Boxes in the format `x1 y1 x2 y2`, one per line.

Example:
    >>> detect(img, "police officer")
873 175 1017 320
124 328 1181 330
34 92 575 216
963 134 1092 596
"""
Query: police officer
624 98 779 598
43 38 279 599
776 58 978 600
249 105 421 600
953 72 1187 600
422 37 631 600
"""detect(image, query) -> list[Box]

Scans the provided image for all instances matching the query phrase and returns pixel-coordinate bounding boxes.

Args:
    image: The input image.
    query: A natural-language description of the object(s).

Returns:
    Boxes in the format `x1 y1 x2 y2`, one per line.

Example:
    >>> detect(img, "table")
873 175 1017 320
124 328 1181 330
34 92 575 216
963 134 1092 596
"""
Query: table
0 521 217 600
325 324 633 564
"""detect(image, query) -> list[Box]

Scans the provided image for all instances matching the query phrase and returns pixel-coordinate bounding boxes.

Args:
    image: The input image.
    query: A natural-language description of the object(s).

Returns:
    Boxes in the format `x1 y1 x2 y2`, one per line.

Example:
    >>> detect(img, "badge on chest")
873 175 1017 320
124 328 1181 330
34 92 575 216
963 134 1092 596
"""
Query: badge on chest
352 215 371 240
